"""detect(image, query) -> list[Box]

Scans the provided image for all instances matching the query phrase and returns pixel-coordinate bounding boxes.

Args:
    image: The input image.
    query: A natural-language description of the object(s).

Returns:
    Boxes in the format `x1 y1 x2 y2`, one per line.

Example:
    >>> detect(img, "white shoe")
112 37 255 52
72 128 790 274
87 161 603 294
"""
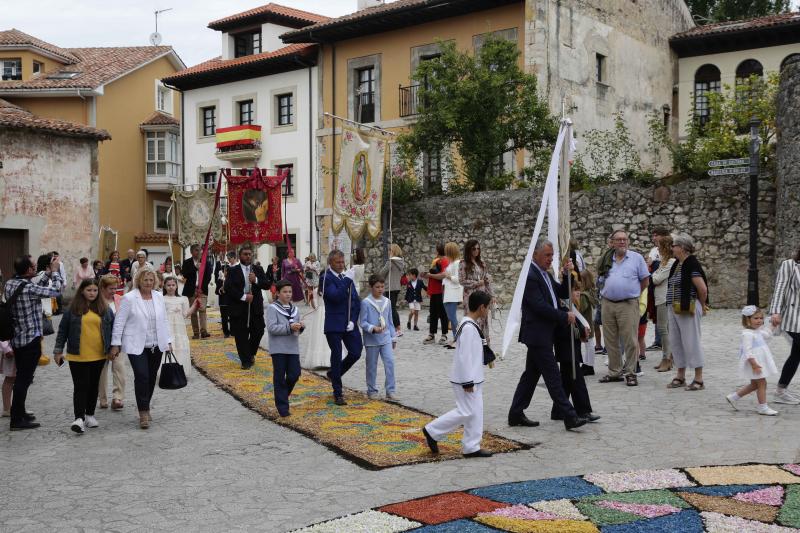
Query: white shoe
784 388 800 401
367 392 378 400
757 404 779 416
71 418 85 433
774 389 800 405
85 415 99 428
386 392 397 401
725 394 739 411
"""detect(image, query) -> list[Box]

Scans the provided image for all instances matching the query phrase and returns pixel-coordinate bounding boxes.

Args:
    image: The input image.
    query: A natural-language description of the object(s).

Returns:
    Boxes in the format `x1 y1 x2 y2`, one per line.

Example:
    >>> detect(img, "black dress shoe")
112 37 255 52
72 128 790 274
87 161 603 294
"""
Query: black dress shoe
550 413 565 421
23 413 36 422
463 449 493 458
422 427 439 454
508 414 540 427
334 396 347 406
582 365 595 376
10 419 41 431
580 413 601 422
564 416 588 430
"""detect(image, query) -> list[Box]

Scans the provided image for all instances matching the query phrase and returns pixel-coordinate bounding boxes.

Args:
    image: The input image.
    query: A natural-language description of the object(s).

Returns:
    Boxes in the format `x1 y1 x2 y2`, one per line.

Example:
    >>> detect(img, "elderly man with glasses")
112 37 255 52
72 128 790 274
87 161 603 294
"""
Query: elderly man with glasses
598 230 650 387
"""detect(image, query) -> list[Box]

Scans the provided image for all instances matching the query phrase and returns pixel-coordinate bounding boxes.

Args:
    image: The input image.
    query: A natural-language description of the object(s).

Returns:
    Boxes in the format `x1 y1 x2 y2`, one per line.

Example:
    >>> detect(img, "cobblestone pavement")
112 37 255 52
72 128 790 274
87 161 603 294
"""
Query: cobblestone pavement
2 308 799 532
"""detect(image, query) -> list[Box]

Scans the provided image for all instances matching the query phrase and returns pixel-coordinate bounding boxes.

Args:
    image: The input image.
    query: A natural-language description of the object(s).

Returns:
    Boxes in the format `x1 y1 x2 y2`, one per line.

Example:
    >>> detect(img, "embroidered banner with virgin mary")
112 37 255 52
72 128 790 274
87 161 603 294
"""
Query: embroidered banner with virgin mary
333 126 387 240
224 167 288 244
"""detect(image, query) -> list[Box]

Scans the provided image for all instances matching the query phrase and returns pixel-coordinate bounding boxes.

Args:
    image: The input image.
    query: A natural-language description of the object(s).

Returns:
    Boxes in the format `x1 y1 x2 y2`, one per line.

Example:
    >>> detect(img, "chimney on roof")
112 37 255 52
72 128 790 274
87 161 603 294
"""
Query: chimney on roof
357 0 385 10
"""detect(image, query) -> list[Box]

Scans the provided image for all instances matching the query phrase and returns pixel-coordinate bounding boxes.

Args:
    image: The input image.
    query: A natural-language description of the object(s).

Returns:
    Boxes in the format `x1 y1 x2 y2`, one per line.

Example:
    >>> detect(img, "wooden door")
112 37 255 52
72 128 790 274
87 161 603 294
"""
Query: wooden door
0 229 26 294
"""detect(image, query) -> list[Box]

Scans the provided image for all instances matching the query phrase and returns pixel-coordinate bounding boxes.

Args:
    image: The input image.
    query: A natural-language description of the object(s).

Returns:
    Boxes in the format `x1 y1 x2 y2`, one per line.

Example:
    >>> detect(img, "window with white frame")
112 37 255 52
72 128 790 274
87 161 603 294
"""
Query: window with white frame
146 131 180 177
200 171 217 190
277 94 293 126
276 163 294 198
156 83 173 114
33 61 44 75
1 58 22 81
201 106 216 136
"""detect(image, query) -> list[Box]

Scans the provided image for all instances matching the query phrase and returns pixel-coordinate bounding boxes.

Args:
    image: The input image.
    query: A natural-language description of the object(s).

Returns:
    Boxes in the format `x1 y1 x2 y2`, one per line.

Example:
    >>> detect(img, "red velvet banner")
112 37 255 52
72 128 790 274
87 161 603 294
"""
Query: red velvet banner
224 167 288 244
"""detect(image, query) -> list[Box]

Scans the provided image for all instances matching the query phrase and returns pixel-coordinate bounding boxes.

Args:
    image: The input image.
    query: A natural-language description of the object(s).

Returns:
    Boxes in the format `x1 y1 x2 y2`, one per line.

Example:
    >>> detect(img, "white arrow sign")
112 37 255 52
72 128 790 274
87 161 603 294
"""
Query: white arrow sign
709 157 750 167
708 166 749 176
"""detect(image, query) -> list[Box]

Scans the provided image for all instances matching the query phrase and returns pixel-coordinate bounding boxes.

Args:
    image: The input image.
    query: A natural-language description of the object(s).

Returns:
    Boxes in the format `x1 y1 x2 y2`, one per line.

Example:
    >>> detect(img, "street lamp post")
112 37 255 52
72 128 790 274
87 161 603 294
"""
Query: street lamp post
747 117 761 305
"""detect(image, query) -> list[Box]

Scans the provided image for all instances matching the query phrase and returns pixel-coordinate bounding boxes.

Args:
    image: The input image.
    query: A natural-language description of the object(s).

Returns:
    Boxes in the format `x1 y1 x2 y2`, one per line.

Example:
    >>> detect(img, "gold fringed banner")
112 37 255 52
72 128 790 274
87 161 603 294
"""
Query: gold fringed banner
175 187 225 247
333 126 387 240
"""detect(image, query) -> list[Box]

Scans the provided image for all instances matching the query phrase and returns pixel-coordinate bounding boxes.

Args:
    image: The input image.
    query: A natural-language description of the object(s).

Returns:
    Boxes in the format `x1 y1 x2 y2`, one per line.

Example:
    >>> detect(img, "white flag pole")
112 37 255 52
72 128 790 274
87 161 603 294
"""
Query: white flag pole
500 122 569 359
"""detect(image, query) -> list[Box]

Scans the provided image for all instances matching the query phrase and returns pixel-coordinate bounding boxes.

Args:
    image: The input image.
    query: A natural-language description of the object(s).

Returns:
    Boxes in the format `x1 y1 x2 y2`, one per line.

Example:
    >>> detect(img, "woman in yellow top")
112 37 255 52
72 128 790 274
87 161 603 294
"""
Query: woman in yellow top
54 279 116 434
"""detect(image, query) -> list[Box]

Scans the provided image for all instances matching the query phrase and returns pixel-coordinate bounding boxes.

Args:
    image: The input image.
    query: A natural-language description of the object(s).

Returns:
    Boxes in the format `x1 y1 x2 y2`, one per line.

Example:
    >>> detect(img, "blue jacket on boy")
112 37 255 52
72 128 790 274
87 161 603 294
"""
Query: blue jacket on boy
360 295 397 347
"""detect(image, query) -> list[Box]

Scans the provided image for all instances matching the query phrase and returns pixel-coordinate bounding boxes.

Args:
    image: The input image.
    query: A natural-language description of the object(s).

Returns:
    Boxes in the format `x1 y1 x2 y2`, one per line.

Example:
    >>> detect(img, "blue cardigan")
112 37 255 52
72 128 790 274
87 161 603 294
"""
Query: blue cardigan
360 295 397 347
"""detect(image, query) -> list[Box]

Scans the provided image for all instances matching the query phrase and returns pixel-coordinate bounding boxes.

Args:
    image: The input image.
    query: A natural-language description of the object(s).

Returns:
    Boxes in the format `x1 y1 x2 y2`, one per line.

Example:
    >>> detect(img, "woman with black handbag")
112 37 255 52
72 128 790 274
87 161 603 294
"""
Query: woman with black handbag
53 279 115 434
109 268 172 429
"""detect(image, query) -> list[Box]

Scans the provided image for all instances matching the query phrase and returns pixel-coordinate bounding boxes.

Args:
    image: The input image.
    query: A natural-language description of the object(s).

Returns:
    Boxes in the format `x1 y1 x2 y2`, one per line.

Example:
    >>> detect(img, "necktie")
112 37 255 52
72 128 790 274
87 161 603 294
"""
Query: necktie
339 273 345 280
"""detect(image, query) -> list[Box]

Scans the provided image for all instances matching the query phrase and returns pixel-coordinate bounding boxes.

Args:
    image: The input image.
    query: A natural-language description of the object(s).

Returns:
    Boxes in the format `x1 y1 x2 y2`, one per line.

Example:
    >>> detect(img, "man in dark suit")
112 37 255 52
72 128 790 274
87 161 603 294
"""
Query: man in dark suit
322 249 362 406
551 316 599 422
223 244 269 369
181 244 213 339
119 249 135 285
216 251 237 338
508 238 588 431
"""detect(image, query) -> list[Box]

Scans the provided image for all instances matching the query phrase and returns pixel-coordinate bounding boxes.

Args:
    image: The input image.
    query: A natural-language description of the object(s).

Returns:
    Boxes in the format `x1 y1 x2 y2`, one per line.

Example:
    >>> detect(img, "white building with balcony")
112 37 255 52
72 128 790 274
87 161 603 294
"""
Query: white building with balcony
162 3 327 263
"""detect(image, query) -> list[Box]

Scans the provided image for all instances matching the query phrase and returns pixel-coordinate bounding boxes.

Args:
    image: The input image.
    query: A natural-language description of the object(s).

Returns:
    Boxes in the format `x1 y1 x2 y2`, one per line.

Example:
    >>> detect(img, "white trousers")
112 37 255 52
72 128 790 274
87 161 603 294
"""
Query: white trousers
425 383 483 454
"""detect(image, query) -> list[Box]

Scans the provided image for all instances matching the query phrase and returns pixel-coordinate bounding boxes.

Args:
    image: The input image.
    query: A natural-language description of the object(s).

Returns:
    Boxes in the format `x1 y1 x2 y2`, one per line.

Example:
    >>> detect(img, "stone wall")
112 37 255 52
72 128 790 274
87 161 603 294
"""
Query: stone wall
366 174 776 309
0 128 99 296
775 55 800 262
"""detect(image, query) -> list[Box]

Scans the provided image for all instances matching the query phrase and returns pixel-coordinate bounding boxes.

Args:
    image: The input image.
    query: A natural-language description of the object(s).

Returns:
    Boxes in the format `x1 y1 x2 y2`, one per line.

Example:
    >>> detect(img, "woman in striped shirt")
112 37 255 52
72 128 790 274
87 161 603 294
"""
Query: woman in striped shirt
769 246 800 405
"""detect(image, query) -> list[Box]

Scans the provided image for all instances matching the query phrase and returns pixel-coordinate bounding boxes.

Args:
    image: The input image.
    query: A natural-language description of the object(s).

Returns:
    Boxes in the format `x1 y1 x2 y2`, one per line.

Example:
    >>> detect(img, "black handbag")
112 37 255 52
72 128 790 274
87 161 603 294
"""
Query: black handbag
455 320 496 366
158 350 187 389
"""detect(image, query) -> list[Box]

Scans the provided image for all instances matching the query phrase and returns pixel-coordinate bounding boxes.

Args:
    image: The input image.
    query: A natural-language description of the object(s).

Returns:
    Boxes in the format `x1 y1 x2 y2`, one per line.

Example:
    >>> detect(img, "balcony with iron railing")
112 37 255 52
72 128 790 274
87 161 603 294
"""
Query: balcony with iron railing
399 84 421 118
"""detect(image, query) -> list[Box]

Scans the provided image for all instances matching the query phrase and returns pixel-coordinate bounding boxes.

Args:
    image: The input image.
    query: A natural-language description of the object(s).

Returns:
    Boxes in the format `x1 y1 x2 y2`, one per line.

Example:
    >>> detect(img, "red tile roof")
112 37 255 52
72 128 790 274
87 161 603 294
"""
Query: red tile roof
281 0 519 43
208 3 329 31
0 28 77 62
0 45 178 92
140 110 180 127
671 11 800 40
162 43 315 84
0 98 110 140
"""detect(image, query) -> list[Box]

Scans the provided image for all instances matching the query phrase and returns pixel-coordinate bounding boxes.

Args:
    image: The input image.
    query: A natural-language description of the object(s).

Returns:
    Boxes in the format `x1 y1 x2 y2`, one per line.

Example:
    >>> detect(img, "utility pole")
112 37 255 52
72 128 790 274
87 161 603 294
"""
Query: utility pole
747 117 761 305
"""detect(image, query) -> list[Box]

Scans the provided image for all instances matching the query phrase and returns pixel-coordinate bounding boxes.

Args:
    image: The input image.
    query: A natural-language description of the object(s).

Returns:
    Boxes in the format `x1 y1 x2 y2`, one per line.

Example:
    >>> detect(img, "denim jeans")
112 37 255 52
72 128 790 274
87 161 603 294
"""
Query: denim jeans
443 302 459 338
365 343 395 395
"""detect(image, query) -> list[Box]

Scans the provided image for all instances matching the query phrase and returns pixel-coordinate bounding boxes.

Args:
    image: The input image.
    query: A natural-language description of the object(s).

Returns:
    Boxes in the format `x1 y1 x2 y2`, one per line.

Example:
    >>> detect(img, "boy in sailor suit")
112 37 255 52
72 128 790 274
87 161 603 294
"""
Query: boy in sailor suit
360 274 398 400
422 290 493 458
267 280 305 417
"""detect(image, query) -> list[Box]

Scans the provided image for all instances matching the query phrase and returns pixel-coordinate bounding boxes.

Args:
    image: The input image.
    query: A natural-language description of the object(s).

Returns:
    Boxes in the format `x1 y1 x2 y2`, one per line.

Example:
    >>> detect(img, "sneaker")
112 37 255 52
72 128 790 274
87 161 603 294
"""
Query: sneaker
635 362 643 376
757 404 779 416
594 346 604 354
783 388 800 401
774 389 800 405
386 392 398 401
423 335 435 344
71 418 85 433
367 392 378 400
85 415 99 428
646 343 662 351
725 393 740 411
438 336 448 345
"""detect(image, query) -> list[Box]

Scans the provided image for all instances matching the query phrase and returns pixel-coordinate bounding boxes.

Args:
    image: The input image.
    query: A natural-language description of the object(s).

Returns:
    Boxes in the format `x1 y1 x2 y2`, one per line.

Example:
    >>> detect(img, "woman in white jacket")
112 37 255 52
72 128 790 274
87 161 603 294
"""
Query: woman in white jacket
442 242 463 349
109 267 172 429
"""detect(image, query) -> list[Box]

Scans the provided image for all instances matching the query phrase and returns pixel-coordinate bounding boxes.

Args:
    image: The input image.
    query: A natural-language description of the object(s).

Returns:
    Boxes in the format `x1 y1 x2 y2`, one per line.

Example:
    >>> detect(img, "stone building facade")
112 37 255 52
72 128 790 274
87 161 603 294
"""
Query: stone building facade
525 0 694 172
776 55 800 263
0 99 109 289
368 173 777 309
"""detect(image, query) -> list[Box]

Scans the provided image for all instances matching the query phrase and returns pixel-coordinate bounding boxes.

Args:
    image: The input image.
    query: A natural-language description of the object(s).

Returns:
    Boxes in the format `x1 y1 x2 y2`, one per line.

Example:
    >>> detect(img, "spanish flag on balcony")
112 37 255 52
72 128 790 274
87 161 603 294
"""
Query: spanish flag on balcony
215 125 261 149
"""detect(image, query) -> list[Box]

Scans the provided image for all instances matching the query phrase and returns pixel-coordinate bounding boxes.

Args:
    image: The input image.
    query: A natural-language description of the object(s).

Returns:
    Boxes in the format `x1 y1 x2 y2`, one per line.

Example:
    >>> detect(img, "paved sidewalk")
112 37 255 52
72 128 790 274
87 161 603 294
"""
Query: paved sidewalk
2 308 799 532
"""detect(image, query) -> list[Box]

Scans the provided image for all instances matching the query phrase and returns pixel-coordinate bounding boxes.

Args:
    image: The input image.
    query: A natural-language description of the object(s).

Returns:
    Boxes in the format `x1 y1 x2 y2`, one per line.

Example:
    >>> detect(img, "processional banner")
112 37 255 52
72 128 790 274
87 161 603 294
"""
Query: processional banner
333 126 387 240
98 226 118 262
175 186 225 247
224 167 288 244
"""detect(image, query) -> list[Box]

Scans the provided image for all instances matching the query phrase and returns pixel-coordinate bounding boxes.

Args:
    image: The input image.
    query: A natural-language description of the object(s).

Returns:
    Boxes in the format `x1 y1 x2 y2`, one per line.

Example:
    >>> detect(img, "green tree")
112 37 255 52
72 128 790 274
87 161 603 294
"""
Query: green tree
686 0 791 23
397 37 557 191
648 73 779 177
